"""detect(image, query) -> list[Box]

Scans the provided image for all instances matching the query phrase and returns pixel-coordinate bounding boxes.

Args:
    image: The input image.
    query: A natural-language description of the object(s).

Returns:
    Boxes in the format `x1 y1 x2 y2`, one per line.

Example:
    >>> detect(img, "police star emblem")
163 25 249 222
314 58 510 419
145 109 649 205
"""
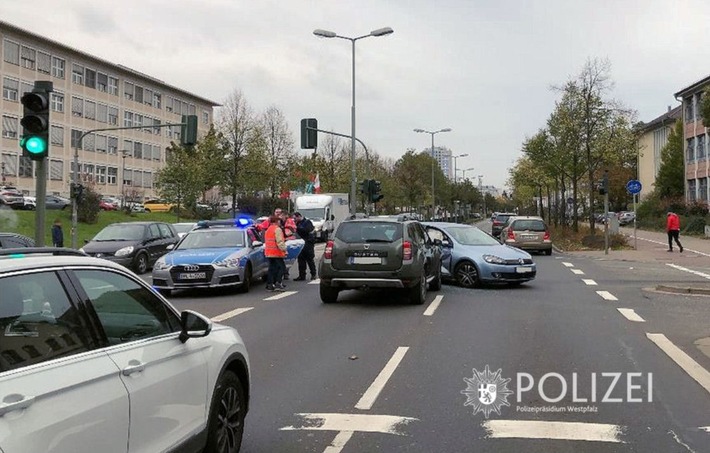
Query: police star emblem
461 365 513 418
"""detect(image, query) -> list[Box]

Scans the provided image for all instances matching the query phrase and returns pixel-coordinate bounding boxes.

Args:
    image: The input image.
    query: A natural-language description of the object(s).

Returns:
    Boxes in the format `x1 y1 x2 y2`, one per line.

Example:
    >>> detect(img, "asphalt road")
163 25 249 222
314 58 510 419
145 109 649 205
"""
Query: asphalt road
155 237 710 452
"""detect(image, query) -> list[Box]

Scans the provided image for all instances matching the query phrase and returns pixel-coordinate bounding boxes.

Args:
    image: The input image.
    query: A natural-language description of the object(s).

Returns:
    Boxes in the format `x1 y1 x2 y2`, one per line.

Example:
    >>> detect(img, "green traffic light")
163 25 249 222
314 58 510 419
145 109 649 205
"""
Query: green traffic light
22 136 47 154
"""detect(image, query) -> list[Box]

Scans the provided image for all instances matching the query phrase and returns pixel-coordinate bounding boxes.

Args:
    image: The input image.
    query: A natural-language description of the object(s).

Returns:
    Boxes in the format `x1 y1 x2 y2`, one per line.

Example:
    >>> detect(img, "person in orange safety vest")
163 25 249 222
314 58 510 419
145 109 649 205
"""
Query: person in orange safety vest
264 215 287 291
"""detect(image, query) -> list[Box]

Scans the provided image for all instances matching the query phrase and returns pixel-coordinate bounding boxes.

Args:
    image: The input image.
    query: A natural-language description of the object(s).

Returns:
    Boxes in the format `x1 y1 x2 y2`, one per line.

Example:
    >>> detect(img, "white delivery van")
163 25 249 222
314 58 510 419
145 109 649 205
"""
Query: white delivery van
294 193 349 242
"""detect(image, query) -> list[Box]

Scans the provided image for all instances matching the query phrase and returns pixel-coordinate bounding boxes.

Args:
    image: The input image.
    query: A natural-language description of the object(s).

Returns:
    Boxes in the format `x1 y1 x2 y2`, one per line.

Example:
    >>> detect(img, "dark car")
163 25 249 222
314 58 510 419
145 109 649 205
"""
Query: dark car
44 195 71 210
0 233 35 248
318 216 442 305
491 212 517 238
80 221 179 274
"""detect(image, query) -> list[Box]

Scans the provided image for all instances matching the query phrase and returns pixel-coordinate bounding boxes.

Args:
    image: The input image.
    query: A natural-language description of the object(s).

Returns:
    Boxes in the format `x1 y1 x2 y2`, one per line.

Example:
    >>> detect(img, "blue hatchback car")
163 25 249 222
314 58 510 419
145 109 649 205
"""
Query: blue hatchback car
422 222 536 287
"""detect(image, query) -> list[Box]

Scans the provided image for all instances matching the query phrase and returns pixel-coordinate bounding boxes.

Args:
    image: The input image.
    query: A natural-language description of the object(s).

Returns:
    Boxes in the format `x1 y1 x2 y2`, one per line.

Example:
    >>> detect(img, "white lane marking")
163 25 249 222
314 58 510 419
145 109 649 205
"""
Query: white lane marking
571 269 585 275
596 290 618 301
562 262 575 267
309 278 321 285
637 236 710 257
699 426 710 432
263 290 298 301
323 431 354 453
666 263 710 280
423 295 444 316
211 307 253 322
355 347 409 410
617 308 645 322
280 413 417 435
483 420 623 443
647 333 710 396
582 279 598 286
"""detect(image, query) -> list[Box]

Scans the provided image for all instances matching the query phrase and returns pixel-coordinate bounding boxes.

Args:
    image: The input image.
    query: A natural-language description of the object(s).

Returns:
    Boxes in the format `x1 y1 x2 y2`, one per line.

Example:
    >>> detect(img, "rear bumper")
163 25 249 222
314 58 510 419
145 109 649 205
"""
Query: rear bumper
326 278 406 289
505 241 552 251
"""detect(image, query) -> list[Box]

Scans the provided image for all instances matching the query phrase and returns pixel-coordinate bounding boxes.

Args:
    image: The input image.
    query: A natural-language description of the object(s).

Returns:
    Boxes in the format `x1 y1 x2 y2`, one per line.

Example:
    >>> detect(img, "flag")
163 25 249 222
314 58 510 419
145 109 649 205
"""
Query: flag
279 187 290 199
314 173 321 194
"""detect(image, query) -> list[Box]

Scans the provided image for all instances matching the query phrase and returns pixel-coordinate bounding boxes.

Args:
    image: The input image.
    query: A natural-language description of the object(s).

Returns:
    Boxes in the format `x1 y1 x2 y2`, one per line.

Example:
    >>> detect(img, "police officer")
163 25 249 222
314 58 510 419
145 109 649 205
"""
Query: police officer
293 211 317 281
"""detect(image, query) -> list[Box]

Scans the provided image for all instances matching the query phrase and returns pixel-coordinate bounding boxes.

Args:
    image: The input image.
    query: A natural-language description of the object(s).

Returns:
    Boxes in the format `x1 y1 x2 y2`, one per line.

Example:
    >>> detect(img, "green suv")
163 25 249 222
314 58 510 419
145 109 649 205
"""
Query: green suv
318 216 443 304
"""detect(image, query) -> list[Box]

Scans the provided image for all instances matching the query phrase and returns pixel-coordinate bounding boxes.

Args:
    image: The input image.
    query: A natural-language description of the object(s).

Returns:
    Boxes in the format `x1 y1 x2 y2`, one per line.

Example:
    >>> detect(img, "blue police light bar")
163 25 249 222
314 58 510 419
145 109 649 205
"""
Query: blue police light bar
235 217 253 227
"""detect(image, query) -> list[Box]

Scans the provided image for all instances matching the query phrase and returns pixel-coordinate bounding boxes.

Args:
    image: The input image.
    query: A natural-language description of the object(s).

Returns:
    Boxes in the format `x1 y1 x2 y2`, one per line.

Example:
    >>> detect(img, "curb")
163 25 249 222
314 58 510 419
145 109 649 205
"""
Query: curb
655 285 710 296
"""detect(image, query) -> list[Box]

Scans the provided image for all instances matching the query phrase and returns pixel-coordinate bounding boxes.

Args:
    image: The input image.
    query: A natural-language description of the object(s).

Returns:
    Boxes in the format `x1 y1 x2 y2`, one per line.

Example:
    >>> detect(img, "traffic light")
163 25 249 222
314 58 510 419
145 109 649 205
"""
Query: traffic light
300 118 318 149
369 179 384 203
70 182 84 203
359 179 370 199
598 172 609 195
20 81 53 161
181 114 198 146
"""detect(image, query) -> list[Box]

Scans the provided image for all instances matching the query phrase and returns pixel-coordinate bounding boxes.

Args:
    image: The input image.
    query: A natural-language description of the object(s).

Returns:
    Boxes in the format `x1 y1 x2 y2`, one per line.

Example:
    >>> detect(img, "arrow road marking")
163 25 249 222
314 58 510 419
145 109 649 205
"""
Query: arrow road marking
647 333 710 396
617 308 645 322
423 295 444 316
596 291 618 301
211 307 253 322
483 420 624 443
582 279 598 286
263 290 298 301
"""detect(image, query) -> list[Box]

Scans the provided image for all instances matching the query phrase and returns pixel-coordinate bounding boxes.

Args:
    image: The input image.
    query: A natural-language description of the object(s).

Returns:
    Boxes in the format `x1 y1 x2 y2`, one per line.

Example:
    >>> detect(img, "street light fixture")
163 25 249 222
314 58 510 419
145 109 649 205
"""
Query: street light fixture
413 128 452 218
452 153 469 183
457 167 475 181
313 26 394 216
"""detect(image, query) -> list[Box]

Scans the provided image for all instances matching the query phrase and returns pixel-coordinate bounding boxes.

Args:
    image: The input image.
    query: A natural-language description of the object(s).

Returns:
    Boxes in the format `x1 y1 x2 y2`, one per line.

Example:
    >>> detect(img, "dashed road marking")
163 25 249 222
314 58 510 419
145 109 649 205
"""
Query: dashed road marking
483 420 624 443
571 269 585 275
582 279 598 286
596 291 618 301
617 308 645 322
355 346 410 410
263 290 298 301
562 262 575 267
323 431 354 453
666 263 710 280
647 333 710 396
423 295 444 316
211 307 253 322
698 426 710 433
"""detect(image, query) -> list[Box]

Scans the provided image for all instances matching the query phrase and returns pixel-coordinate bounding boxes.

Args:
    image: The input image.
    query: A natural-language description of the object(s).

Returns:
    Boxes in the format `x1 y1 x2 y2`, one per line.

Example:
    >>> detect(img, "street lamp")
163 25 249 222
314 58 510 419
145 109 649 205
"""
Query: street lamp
413 128 452 218
120 150 130 210
452 153 469 183
457 167 475 181
314 26 394 217
478 174 486 216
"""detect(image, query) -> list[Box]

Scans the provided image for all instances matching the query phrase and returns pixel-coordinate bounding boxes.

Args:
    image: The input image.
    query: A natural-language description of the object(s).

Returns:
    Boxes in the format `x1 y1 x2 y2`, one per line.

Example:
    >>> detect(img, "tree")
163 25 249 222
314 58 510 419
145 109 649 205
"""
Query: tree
701 89 710 127
654 119 684 198
259 106 295 198
154 143 204 220
219 89 256 214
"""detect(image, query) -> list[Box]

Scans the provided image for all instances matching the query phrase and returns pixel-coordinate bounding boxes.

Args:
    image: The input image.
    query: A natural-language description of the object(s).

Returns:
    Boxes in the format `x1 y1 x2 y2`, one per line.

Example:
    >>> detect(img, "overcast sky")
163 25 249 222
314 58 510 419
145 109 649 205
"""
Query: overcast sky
3 0 709 189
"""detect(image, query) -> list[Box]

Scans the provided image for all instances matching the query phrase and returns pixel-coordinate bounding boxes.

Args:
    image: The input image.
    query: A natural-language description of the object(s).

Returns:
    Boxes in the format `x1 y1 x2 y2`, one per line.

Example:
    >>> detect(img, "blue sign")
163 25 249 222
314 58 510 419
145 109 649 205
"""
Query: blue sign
626 179 642 195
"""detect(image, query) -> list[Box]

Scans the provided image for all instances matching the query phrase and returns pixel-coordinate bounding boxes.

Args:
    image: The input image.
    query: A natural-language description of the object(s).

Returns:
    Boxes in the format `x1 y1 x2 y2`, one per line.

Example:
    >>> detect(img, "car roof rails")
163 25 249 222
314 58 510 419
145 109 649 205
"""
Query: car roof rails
0 247 88 257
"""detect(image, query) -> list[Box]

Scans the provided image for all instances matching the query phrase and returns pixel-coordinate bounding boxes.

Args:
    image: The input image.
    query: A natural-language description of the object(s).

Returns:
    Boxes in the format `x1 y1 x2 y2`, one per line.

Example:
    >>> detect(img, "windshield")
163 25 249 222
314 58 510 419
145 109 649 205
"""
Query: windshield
445 226 501 246
297 208 325 221
93 224 145 241
177 229 245 249
336 222 402 243
511 220 546 232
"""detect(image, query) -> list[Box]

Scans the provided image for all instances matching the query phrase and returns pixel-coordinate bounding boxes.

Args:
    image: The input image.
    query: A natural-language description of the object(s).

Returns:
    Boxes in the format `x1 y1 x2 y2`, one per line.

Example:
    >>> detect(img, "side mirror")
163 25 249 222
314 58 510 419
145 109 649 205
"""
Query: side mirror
252 240 263 247
179 310 212 343
330 215 335 221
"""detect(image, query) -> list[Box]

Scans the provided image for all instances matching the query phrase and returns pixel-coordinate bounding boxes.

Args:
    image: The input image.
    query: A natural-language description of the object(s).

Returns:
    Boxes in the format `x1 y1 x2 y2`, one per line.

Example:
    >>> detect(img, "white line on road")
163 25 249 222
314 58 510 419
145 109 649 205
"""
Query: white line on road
483 420 624 443
323 431 354 453
423 295 444 316
263 290 298 301
281 413 417 435
666 263 710 280
211 307 253 322
562 262 575 267
617 308 645 322
596 290 618 301
582 279 598 286
309 278 321 285
637 236 710 258
699 426 710 432
647 333 710 397
571 269 585 275
355 346 409 410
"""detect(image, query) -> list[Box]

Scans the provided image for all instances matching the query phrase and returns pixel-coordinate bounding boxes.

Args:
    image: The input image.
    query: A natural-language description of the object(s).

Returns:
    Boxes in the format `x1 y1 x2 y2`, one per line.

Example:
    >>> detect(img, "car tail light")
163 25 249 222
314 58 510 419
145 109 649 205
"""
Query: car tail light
324 240 334 259
493 220 500 225
507 229 515 240
543 230 550 241
403 241 412 261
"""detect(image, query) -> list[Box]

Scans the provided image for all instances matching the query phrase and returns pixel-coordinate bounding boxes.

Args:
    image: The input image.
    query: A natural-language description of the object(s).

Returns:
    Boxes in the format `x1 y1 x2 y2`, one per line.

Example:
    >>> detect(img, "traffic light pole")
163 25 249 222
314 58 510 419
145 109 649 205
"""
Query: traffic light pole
306 126 371 180
35 158 47 246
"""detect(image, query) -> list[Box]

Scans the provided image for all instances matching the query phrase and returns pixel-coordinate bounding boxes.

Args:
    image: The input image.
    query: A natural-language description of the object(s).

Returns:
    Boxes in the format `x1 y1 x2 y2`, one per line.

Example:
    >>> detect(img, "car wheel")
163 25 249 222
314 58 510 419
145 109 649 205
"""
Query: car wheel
544 249 552 256
320 284 339 303
205 370 245 453
409 269 427 305
454 261 479 288
238 263 252 293
133 252 149 274
429 264 442 291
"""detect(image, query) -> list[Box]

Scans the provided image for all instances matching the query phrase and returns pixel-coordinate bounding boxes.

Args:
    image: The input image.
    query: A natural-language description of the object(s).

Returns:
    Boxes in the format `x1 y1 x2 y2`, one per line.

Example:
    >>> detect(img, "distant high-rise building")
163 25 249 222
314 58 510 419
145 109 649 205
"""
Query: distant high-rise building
422 146 453 179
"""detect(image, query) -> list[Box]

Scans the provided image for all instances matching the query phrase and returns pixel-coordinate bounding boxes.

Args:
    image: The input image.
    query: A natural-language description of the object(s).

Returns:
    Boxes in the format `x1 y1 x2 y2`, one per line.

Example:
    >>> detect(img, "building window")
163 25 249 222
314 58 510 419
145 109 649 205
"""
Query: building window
123 140 133 156
37 51 51 74
188 104 196 116
84 133 95 152
698 134 707 160
3 77 19 102
96 134 107 153
85 100 96 120
3 40 20 65
134 114 143 128
688 179 697 202
134 142 143 159
20 45 35 69
165 96 173 112
134 86 143 104
108 106 118 125
82 164 95 183
2 116 18 139
49 159 64 181
107 167 117 185
153 119 161 135
143 117 153 134
51 56 65 78
687 137 696 162
20 81 33 97
97 72 108 92
108 76 118 95
71 96 84 117
202 110 210 124
685 97 695 123
50 125 64 146
51 92 64 113
153 92 161 109
124 81 134 100
96 103 108 123
71 129 83 149
84 68 96 89
700 177 709 202
108 136 118 154
2 153 18 178
144 88 152 106
19 157 33 178
96 165 107 184
72 64 84 85
124 111 133 127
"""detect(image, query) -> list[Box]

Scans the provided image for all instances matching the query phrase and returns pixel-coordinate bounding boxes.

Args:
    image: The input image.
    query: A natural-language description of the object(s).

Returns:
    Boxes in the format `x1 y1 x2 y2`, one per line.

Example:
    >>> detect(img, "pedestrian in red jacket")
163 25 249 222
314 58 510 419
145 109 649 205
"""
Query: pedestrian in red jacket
666 211 683 253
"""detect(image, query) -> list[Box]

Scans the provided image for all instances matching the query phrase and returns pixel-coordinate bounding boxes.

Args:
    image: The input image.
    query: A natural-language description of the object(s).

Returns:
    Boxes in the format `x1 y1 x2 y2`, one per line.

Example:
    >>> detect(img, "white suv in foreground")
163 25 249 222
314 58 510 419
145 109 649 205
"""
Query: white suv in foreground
0 248 249 453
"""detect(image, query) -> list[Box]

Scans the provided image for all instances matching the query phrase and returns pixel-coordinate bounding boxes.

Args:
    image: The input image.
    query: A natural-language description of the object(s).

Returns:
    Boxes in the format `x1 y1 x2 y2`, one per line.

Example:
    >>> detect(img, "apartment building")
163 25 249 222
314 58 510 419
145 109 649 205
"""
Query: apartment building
0 20 218 199
424 146 453 180
675 74 709 203
637 106 681 200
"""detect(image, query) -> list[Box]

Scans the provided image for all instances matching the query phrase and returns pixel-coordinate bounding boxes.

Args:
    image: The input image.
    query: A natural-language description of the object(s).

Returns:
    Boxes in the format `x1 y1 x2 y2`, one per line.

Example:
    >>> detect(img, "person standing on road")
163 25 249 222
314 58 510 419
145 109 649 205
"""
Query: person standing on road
666 211 683 253
51 218 64 247
280 211 297 280
264 215 287 291
293 212 317 281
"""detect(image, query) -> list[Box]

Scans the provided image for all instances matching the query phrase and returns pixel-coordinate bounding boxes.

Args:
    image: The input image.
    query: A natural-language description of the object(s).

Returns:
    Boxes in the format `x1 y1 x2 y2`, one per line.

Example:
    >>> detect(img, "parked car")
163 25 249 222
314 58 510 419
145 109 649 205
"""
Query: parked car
0 247 250 453
318 216 442 305
153 219 304 296
491 212 517 238
45 195 71 210
125 201 146 213
422 222 536 287
0 186 24 209
499 216 552 255
143 199 176 213
172 222 197 238
619 211 636 226
22 196 36 210
80 221 179 274
0 232 35 248
99 198 118 211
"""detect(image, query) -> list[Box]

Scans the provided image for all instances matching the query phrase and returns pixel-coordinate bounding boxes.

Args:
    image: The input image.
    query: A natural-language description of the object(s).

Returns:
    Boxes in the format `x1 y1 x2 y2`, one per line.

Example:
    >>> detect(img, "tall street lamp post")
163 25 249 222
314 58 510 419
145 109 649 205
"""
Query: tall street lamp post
452 153 469 183
458 167 475 181
478 174 486 216
314 26 394 217
413 128 451 218
120 150 129 210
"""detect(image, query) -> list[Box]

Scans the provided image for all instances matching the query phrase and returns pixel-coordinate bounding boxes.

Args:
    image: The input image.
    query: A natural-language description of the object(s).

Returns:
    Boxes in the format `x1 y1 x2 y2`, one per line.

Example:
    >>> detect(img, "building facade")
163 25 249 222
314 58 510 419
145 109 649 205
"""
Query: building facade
675 75 709 203
637 106 681 200
0 21 218 200
425 146 453 180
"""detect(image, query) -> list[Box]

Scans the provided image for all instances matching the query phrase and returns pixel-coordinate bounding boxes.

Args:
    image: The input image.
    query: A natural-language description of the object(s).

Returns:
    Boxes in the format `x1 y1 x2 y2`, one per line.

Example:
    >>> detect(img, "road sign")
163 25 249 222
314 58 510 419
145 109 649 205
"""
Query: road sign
626 179 642 195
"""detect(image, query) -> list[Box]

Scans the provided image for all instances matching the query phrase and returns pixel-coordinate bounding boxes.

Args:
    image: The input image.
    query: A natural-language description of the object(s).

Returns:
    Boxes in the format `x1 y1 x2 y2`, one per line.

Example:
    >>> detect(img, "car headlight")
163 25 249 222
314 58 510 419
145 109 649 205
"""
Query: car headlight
215 258 241 268
483 254 506 265
154 260 171 271
78 247 84 253
115 246 135 257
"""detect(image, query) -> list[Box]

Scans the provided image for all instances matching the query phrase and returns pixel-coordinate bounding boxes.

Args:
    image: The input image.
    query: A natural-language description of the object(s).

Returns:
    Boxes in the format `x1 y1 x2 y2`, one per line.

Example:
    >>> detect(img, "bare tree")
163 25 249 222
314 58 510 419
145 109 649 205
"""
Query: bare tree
218 89 255 214
260 105 294 198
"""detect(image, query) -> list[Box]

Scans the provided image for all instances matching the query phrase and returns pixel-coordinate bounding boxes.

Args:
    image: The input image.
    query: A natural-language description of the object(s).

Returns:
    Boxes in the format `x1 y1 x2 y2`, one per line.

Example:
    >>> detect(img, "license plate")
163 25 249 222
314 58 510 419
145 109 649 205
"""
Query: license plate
179 272 206 280
350 257 382 265
516 266 532 273
521 235 537 240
